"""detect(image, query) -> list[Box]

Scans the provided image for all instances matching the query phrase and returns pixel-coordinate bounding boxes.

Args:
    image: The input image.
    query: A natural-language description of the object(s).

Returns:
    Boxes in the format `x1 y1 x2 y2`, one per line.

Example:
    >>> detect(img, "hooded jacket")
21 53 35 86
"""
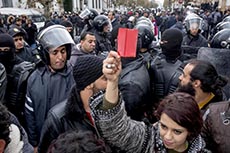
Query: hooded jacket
24 65 75 147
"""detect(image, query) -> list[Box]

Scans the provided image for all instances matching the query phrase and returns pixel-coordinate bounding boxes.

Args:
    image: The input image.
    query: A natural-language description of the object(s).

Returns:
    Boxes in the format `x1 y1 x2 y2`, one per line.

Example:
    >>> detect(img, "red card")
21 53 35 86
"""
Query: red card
117 28 138 57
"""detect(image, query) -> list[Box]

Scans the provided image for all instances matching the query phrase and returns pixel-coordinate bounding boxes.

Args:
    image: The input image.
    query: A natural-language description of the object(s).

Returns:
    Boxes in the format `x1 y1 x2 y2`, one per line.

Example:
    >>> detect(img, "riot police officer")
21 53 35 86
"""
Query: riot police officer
92 15 112 56
24 25 75 151
79 8 99 34
150 28 185 106
182 13 208 61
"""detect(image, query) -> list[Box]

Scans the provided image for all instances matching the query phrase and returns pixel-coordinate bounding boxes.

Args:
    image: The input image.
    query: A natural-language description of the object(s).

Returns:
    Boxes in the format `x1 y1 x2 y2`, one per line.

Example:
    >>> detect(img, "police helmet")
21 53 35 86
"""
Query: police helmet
79 8 99 20
212 21 229 36
210 29 230 49
93 15 110 32
37 25 74 64
216 22 230 32
136 20 155 35
134 23 155 48
184 13 203 33
222 16 230 22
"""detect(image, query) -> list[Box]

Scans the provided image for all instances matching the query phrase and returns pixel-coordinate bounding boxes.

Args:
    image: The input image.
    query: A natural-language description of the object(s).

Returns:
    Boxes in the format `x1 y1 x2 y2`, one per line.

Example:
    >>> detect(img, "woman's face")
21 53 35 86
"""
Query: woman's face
159 113 189 152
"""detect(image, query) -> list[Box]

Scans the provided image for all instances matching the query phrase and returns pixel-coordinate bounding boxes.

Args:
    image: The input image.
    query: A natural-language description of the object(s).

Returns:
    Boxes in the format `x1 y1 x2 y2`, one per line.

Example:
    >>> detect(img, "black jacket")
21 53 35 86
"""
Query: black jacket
38 99 96 153
110 18 123 49
150 54 184 104
181 33 208 61
24 65 75 147
94 30 112 56
119 58 152 121
38 88 120 153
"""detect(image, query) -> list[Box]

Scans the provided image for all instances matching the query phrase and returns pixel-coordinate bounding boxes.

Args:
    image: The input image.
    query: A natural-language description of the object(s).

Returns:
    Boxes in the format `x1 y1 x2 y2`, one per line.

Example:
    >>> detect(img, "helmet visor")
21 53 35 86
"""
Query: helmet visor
38 25 74 51
187 19 202 30
79 9 91 19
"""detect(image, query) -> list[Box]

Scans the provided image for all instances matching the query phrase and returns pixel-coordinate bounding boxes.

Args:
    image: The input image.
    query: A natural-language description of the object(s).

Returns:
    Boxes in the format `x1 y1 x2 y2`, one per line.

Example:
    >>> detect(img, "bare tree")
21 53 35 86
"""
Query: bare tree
26 0 57 18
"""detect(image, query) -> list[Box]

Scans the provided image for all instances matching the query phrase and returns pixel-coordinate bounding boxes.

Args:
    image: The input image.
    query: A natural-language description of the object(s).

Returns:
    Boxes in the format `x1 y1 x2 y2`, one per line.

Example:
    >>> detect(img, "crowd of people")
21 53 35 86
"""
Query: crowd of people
0 4 230 153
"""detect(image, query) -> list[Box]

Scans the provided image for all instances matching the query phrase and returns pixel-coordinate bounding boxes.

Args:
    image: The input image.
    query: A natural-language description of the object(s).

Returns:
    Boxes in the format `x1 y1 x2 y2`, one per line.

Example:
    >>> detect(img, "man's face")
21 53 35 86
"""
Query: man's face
81 34 96 53
189 23 199 36
178 64 196 96
13 36 24 51
108 12 114 21
16 20 22 26
66 27 73 33
49 45 67 70
103 24 110 33
92 75 107 93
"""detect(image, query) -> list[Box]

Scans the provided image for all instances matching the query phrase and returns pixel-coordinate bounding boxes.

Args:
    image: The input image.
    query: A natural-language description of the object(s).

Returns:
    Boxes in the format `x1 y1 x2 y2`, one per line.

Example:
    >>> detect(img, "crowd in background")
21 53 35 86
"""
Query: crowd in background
0 2 230 153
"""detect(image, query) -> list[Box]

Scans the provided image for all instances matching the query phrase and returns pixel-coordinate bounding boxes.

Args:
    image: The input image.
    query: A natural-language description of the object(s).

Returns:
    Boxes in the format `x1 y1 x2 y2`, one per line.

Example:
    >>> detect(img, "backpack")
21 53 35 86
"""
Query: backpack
5 61 35 125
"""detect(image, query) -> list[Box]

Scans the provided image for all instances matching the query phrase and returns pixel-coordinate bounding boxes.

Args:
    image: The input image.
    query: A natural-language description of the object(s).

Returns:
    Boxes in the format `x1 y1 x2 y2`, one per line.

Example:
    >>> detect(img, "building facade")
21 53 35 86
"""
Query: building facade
73 0 113 12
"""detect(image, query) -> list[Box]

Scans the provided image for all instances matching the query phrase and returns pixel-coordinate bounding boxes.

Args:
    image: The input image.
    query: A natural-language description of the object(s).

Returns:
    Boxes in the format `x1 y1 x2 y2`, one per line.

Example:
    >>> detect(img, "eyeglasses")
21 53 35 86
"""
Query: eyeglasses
14 37 23 42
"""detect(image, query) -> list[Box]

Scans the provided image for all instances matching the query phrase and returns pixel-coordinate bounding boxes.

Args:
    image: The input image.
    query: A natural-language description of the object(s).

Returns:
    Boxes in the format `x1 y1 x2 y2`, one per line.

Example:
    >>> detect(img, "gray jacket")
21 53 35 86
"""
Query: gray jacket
90 93 210 153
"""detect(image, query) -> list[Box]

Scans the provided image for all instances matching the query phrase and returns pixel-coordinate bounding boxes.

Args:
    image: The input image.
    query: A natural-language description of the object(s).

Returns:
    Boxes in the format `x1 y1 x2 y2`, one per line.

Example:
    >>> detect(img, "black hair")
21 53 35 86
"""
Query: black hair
47 130 111 153
189 59 228 99
80 31 95 41
108 11 115 16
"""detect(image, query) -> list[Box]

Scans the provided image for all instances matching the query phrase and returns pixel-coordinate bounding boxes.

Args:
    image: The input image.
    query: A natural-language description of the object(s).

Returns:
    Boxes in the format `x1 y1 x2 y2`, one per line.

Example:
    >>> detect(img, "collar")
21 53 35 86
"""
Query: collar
198 92 215 109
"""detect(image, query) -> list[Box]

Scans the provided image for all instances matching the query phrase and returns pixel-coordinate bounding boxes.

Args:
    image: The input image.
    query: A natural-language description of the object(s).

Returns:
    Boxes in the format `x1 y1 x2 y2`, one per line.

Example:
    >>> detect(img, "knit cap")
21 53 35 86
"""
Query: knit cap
73 55 104 91
160 28 183 59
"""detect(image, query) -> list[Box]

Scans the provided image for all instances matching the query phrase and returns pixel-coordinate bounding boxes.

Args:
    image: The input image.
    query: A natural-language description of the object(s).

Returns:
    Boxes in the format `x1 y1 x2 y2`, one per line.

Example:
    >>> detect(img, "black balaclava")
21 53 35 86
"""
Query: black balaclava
0 34 16 73
160 28 183 60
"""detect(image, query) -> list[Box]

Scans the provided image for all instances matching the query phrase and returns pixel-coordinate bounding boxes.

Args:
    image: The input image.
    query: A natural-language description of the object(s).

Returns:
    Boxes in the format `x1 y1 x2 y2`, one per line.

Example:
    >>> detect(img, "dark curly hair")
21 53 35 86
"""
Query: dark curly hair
0 102 11 148
47 130 112 153
155 92 203 141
